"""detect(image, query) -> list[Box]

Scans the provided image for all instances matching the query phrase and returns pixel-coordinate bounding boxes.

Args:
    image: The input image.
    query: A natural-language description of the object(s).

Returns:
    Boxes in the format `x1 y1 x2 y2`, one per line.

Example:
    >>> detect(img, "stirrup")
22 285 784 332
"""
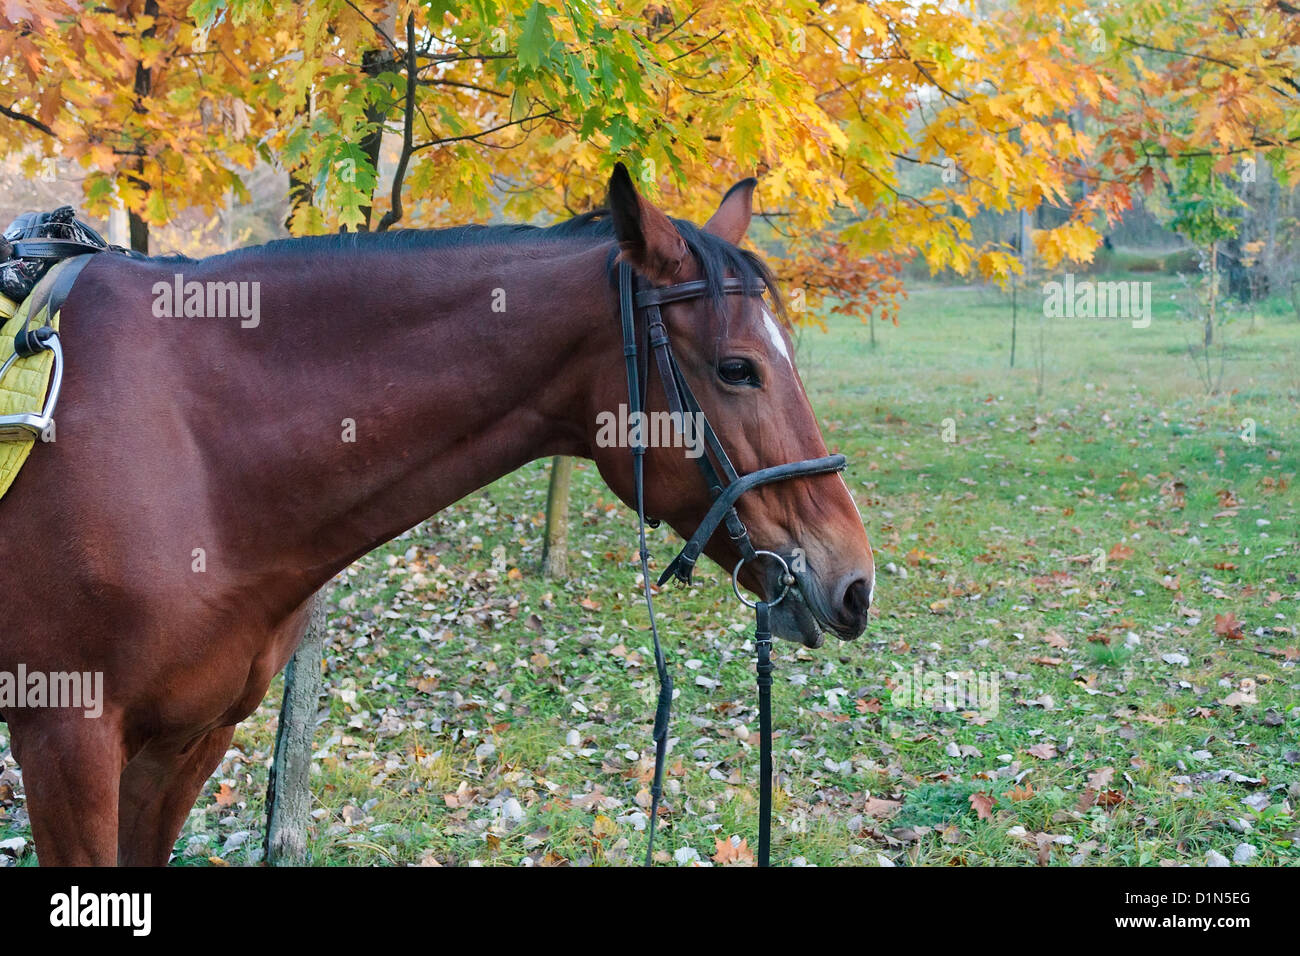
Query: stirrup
0 330 63 441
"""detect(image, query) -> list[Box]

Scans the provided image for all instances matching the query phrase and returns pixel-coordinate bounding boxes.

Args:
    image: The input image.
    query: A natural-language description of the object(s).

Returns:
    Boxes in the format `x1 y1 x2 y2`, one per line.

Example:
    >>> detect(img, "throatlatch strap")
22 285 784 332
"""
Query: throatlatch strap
755 601 774 868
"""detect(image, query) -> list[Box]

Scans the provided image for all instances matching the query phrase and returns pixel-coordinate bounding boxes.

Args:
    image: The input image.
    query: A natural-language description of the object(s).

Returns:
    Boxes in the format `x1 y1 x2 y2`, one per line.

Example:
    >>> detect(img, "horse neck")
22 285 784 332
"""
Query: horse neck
207 238 613 608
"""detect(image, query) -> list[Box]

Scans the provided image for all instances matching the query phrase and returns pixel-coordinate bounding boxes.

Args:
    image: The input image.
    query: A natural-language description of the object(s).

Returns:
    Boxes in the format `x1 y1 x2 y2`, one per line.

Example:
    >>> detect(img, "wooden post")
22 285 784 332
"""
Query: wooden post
541 456 574 579
265 592 327 865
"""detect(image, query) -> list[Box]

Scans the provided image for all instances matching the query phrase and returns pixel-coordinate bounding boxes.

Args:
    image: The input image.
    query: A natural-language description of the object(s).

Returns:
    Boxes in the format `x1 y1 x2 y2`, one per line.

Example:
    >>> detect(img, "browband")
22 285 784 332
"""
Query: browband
635 276 768 307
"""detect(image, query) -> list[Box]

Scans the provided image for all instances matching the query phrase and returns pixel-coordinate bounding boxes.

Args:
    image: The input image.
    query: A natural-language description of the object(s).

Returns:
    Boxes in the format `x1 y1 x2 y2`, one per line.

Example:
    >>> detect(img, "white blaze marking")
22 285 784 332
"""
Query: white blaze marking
838 473 863 518
761 307 794 371
840 471 874 602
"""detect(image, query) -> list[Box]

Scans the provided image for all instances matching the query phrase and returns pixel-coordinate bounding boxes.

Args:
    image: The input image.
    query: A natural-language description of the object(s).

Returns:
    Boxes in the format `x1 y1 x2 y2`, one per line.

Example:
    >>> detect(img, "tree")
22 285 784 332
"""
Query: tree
264 593 327 865
540 456 574 579
1080 0 1299 387
0 0 280 251
15 0 1263 303
7 0 1299 866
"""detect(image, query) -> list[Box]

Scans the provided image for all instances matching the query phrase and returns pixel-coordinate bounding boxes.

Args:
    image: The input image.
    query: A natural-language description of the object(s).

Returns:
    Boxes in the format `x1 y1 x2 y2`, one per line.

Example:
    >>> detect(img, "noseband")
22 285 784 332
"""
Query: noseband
614 261 846 866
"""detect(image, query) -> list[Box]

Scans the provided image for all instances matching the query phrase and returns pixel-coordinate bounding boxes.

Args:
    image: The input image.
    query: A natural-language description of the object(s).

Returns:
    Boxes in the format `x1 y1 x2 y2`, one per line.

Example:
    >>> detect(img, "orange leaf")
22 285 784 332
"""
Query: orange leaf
969 791 995 819
1041 630 1070 649
1213 612 1244 640
712 836 755 866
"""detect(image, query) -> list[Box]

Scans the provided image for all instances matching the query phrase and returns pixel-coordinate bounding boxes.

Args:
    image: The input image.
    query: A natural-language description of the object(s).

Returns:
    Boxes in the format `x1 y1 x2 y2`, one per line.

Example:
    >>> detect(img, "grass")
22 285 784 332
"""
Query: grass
1 273 1296 867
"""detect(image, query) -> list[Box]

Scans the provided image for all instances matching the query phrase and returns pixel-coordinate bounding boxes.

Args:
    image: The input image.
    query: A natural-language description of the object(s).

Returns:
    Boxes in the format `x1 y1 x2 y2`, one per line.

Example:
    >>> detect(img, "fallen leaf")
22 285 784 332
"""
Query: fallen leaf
969 791 995 819
1041 630 1070 649
1213 612 1244 640
1087 767 1115 790
712 836 755 866
865 796 901 819
1108 543 1134 562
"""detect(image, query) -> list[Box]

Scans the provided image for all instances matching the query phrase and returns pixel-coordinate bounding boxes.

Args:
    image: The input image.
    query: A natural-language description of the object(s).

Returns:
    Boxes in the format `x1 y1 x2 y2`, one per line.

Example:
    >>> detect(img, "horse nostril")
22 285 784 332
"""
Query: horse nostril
836 574 873 633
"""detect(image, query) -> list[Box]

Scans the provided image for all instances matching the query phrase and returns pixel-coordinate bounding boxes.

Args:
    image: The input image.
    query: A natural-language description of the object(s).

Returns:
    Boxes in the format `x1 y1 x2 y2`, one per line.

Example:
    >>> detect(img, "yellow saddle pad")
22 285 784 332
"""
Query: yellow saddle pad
0 264 65 500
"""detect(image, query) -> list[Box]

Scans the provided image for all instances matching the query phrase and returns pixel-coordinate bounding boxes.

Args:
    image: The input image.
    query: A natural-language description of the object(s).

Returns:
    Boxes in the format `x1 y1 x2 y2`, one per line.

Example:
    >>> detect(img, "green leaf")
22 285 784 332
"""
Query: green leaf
517 2 555 70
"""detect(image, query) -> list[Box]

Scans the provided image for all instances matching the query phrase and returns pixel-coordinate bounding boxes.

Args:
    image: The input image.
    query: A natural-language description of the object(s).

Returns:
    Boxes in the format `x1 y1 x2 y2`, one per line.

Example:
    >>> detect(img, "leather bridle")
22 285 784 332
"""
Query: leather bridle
614 261 846 866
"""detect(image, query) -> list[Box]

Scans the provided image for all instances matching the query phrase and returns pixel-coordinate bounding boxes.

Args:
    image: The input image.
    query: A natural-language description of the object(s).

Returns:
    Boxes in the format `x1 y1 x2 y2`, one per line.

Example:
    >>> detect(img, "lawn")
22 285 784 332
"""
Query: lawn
2 274 1297 866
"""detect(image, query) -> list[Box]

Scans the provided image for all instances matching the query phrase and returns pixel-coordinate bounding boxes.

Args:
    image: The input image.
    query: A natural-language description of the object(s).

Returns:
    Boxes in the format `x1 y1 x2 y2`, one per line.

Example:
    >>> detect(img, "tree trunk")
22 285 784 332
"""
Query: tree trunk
357 2 398 230
1013 207 1032 368
1205 239 1217 348
1010 282 1017 368
128 211 149 255
126 0 159 255
265 592 327 865
286 166 312 234
541 456 574 579
1036 307 1046 398
285 101 313 234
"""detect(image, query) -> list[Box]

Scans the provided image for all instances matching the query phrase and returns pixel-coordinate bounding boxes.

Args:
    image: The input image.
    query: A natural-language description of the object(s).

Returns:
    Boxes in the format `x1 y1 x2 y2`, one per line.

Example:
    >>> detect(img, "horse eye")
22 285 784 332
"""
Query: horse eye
717 358 758 386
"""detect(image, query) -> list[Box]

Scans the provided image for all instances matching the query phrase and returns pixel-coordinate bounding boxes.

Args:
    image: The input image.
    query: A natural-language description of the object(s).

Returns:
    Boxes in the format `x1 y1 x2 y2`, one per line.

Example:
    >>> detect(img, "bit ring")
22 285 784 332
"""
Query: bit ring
732 550 796 609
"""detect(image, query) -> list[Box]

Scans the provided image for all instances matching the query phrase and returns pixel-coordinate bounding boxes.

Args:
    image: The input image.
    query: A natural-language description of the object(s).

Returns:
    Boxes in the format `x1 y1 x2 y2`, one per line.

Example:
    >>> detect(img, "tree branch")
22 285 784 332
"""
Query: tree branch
417 77 509 98
376 13 417 233
0 103 55 138
344 0 400 57
410 108 559 154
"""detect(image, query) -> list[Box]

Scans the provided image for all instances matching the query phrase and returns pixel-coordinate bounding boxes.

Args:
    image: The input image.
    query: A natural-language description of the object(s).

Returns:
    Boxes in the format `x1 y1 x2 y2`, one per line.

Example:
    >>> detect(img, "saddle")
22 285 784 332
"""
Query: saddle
0 206 122 496
0 205 122 302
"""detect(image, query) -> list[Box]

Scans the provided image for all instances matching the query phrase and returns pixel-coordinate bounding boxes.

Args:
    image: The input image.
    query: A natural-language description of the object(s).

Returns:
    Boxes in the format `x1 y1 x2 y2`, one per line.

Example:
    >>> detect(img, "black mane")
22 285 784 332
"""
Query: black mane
188 208 783 316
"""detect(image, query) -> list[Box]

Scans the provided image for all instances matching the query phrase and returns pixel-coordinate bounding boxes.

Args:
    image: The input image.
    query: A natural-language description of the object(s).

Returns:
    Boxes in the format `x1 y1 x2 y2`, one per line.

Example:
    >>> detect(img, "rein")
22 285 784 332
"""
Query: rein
614 262 846 866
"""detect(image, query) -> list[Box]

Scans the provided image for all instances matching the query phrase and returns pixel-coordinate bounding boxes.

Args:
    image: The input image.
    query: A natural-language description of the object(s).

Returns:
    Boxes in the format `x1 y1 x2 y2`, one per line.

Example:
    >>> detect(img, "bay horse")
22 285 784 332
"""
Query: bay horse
0 164 873 865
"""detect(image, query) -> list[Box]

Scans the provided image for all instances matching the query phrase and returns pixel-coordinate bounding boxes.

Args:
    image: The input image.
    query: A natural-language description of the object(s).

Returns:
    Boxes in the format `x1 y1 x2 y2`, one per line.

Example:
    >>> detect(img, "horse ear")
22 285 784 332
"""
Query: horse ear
703 177 757 245
608 162 687 282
